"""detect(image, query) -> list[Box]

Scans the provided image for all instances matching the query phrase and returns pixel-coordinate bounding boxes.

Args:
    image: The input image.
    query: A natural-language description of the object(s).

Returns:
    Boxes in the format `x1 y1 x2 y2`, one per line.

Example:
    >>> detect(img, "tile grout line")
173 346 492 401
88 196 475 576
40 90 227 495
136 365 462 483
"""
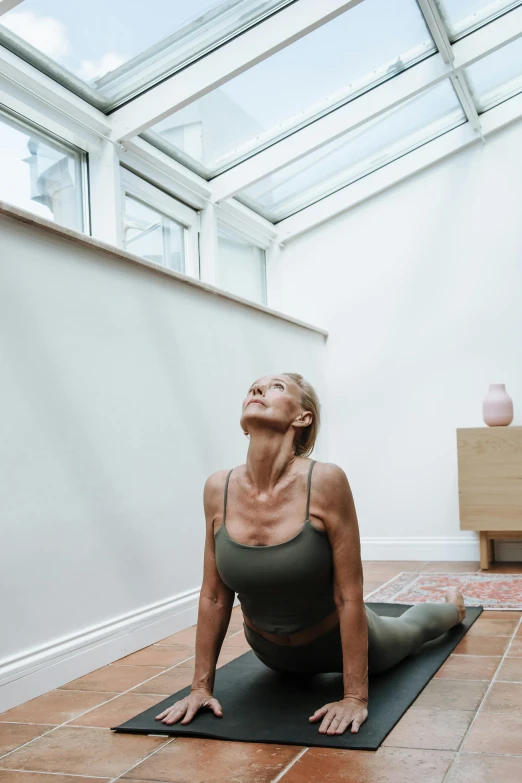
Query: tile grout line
272 746 310 783
0 625 246 766
0 724 63 763
441 613 522 782
57 626 246 723
109 735 178 783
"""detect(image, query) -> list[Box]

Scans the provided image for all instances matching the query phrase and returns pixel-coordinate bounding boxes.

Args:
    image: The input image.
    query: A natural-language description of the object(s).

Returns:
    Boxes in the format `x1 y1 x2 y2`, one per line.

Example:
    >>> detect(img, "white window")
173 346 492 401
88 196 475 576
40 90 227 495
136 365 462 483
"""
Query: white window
121 169 199 278
217 223 267 305
0 108 86 231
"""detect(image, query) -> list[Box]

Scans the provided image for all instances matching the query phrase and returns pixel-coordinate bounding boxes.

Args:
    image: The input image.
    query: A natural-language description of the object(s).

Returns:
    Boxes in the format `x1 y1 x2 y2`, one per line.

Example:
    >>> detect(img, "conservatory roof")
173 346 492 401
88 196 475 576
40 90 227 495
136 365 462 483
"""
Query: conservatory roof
1 0 522 238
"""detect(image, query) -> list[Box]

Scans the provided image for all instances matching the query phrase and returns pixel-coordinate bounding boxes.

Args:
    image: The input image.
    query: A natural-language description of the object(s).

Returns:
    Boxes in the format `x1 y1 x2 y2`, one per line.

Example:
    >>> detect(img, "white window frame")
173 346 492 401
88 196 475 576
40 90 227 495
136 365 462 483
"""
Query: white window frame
0 103 89 232
216 199 275 251
120 167 200 279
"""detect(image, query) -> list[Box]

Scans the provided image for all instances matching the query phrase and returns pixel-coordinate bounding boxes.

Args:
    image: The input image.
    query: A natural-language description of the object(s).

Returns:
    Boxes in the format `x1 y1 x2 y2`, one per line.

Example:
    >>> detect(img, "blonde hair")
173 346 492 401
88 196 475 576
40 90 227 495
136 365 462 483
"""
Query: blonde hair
282 373 321 458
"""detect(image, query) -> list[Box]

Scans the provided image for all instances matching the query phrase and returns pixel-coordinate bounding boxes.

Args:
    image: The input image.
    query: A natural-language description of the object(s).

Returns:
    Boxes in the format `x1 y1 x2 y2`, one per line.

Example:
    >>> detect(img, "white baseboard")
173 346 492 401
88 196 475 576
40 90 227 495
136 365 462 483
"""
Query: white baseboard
360 536 478 561
361 536 522 562
0 590 240 715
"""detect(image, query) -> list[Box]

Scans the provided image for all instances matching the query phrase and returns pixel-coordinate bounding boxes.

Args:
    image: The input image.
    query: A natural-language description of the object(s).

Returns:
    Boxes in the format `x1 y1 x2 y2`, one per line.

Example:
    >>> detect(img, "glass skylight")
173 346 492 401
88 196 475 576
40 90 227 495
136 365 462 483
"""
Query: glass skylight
235 80 465 222
464 35 522 111
0 0 295 109
143 0 435 178
434 0 522 41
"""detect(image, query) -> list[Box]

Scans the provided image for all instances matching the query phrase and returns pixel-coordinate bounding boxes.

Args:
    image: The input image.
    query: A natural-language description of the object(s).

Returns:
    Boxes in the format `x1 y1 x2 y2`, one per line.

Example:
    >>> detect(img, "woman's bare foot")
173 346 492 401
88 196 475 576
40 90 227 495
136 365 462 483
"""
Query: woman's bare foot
444 588 466 623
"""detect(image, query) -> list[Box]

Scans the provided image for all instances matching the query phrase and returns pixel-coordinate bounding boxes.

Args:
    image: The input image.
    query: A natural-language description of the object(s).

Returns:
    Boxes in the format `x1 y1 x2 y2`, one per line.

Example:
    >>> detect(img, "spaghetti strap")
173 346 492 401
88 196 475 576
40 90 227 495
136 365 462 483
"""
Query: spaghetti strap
223 468 234 524
305 460 316 520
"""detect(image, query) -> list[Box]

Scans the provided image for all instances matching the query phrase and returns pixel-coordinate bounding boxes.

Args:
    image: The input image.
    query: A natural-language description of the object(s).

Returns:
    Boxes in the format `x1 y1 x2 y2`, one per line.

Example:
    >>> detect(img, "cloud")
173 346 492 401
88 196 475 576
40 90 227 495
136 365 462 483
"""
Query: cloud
77 52 128 82
2 10 71 60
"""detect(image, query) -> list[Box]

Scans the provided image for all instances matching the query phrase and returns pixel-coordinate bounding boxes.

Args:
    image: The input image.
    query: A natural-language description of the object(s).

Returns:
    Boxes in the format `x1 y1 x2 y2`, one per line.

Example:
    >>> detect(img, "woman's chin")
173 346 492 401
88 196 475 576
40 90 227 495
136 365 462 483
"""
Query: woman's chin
240 409 270 430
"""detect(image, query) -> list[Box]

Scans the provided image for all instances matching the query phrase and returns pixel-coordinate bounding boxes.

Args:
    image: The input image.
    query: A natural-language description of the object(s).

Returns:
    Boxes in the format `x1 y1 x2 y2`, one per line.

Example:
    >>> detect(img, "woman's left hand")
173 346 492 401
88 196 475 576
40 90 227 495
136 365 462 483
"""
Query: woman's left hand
309 697 368 735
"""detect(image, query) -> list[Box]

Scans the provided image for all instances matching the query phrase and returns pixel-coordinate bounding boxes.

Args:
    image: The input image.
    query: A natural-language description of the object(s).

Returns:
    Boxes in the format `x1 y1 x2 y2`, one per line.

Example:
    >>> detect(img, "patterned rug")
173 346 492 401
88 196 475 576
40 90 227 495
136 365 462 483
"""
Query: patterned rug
365 572 522 610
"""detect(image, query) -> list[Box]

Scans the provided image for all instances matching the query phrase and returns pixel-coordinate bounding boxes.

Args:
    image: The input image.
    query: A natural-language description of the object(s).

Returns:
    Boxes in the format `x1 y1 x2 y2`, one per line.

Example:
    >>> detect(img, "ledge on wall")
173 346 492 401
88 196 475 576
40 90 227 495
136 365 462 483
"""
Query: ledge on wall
0 200 328 339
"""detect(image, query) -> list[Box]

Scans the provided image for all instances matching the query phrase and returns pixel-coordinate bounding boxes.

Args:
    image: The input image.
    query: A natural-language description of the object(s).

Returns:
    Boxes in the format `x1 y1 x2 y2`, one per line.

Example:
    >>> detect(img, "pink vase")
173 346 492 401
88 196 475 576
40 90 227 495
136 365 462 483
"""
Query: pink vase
482 384 514 426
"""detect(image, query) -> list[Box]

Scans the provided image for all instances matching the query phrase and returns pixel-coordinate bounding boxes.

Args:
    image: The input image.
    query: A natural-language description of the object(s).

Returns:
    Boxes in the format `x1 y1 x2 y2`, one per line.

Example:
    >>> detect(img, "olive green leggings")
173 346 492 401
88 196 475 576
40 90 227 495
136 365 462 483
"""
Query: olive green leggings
243 602 461 676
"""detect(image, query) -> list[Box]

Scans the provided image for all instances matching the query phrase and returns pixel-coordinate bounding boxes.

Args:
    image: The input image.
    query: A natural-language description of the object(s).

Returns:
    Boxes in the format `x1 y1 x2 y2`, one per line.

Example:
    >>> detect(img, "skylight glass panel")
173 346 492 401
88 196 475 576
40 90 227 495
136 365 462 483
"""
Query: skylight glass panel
0 0 294 109
235 80 465 222
434 0 522 40
143 0 435 178
464 36 522 111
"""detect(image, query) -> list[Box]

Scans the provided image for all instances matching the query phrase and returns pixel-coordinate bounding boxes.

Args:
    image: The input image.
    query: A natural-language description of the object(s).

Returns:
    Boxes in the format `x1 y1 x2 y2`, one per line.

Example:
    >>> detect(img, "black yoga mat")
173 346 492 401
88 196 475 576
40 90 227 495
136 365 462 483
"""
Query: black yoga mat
112 602 483 750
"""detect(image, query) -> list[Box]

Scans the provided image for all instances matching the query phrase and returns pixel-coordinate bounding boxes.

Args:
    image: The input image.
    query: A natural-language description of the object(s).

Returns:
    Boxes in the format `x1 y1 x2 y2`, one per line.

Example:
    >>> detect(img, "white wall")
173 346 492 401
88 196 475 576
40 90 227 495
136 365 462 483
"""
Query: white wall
270 117 522 562
0 209 326 711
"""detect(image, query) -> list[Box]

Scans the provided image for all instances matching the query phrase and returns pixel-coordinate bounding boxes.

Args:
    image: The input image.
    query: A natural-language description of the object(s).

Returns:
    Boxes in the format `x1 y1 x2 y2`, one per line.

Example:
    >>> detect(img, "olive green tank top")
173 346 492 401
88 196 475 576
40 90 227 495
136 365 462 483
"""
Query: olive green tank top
214 460 337 635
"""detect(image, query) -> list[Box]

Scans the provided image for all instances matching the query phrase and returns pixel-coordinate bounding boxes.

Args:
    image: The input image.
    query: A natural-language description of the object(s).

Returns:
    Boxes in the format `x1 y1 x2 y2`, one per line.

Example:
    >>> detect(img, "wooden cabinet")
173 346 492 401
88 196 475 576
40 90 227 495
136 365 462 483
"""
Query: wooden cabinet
456 426 522 569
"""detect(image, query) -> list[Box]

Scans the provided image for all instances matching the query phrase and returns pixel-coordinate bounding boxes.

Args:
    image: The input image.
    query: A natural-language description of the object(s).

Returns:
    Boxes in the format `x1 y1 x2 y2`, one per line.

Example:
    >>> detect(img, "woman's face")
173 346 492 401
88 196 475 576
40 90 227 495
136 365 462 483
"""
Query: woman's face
240 375 310 436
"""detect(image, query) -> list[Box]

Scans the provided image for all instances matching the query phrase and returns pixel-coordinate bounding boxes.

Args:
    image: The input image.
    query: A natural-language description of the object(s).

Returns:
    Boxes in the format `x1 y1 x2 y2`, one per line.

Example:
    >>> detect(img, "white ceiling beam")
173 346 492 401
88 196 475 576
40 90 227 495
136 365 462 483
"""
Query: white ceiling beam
216 198 278 246
418 0 482 135
211 55 451 202
119 137 212 210
417 0 453 62
276 91 522 242
450 70 482 135
0 1 24 17
119 136 276 241
452 2 522 67
0 82 102 153
109 0 364 141
0 45 112 140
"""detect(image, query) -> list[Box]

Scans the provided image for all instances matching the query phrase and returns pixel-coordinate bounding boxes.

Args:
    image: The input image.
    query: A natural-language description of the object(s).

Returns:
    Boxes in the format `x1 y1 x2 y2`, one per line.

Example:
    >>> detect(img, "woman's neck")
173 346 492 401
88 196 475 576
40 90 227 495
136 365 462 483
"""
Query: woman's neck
244 430 296 493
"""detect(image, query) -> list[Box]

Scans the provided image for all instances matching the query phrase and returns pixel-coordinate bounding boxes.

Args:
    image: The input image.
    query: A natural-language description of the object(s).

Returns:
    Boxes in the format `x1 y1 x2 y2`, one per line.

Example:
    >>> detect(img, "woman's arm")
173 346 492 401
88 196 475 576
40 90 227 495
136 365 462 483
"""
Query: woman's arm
191 472 236 694
308 462 368 734
323 463 367 702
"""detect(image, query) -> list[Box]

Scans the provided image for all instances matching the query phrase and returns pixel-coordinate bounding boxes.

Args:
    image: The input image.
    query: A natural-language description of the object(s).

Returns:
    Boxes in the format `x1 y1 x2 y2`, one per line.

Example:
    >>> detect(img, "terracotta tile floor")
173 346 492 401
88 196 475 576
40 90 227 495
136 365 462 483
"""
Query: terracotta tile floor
2 561 522 783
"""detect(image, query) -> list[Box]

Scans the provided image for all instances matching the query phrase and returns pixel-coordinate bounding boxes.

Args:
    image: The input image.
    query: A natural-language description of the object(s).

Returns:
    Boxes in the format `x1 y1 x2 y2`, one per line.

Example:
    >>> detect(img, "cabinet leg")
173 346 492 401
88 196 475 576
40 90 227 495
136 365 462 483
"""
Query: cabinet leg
487 537 495 564
479 532 490 570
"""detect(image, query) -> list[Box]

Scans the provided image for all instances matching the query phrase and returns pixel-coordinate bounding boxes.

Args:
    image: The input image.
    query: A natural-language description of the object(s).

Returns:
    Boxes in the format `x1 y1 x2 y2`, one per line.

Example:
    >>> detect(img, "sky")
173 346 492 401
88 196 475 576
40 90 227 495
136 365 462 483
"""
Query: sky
0 0 224 79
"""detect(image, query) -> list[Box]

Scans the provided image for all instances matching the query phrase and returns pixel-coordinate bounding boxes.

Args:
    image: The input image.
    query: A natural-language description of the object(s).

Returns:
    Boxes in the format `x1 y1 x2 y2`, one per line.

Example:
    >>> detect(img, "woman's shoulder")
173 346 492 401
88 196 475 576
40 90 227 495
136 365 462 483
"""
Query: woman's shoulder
309 459 348 483
308 461 354 516
204 464 245 493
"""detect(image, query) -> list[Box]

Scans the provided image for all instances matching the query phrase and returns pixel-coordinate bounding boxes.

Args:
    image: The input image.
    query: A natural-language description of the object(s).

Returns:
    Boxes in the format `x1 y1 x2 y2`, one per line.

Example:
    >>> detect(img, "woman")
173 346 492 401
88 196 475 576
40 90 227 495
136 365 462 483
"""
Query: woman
156 373 465 736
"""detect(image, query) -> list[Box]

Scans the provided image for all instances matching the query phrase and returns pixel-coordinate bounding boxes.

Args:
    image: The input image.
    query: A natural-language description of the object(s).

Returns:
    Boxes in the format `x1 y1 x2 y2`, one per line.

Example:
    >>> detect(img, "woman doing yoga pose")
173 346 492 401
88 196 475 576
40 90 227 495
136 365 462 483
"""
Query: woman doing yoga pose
156 374 465 736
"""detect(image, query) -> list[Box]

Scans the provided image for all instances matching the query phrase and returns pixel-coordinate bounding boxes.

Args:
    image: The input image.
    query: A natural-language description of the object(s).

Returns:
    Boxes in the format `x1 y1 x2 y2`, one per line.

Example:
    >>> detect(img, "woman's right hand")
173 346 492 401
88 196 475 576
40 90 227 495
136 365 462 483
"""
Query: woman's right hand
155 688 223 725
